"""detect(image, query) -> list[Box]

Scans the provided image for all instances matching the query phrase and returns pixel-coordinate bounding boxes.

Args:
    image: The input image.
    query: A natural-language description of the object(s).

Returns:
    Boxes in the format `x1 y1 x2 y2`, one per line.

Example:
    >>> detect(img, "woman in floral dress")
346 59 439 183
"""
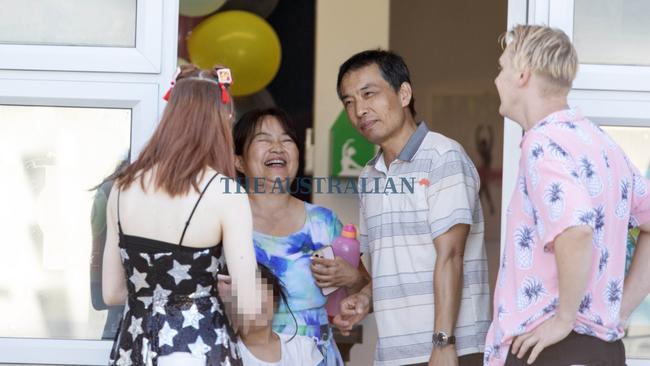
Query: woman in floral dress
231 108 370 366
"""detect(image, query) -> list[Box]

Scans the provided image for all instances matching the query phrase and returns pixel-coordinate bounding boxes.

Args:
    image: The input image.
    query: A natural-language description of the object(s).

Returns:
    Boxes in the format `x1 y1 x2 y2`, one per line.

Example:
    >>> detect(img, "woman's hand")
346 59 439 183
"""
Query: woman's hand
311 256 360 289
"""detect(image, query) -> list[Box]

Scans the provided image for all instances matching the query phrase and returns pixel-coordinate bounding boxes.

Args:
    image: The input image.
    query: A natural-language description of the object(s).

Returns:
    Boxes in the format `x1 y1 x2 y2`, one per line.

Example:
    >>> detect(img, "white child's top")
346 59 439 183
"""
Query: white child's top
237 332 323 366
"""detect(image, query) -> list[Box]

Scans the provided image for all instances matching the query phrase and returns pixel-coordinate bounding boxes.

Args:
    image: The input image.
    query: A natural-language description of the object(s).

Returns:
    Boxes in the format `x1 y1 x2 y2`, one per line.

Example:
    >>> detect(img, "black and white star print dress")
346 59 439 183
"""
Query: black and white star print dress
108 173 241 366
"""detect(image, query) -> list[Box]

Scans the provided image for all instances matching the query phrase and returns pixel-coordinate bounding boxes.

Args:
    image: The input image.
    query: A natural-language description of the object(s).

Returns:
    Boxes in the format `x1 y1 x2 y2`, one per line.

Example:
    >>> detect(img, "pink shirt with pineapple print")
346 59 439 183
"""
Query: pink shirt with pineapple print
484 108 650 366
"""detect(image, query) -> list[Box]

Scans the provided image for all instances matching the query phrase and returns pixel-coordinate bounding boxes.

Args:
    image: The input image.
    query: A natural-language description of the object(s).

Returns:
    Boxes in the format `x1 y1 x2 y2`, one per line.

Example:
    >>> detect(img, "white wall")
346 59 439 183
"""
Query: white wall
313 0 390 364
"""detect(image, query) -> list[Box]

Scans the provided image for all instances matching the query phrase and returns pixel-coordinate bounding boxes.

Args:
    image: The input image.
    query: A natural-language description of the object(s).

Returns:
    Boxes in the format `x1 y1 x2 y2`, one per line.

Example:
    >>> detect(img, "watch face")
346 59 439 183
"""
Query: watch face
433 332 448 345
438 333 446 342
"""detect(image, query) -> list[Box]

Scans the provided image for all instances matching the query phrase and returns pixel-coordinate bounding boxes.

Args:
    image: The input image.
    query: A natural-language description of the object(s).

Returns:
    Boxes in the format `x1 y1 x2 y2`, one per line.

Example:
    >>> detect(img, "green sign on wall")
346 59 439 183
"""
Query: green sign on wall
330 109 376 177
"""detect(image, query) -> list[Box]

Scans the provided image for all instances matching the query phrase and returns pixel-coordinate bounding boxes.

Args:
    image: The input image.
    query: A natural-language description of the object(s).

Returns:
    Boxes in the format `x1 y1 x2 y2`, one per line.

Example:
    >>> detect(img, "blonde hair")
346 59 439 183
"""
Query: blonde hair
500 25 578 95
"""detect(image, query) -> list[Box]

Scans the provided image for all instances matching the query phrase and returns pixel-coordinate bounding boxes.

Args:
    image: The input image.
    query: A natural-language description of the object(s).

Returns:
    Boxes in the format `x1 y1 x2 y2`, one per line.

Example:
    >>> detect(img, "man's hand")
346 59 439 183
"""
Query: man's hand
509 225 590 363
332 292 370 335
511 315 574 364
311 256 360 289
428 346 458 366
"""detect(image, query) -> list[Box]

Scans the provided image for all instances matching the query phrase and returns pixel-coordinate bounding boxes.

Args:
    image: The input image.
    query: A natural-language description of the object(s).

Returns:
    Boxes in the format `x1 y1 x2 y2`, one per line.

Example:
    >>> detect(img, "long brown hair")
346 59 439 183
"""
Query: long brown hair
117 64 236 196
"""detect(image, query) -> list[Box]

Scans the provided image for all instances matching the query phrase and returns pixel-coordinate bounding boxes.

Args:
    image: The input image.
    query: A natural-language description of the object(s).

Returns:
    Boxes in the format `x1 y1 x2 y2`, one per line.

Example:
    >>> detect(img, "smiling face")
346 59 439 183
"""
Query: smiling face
236 115 299 183
339 63 411 146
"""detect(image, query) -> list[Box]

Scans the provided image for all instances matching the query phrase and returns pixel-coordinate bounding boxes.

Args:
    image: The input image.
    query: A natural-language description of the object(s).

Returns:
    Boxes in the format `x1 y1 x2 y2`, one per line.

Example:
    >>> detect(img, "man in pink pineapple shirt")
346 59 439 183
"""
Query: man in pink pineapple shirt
484 25 650 366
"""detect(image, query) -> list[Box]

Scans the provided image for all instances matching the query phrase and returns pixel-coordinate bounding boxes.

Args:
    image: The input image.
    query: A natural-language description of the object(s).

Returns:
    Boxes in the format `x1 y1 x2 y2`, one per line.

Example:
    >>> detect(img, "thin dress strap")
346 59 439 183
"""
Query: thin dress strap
179 172 221 246
116 187 124 236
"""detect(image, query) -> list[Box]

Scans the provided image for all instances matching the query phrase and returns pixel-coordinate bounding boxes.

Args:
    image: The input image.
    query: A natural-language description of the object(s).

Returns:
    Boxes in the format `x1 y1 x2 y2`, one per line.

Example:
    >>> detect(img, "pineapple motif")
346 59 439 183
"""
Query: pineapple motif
629 216 639 228
574 324 596 337
560 120 591 144
536 120 550 130
548 141 569 161
483 347 493 364
579 293 592 314
484 343 502 364
566 163 581 183
592 314 604 326
602 150 613 189
598 247 610 280
604 278 623 322
576 208 595 227
527 143 544 187
519 176 534 217
515 225 536 269
531 143 544 160
634 173 648 197
517 316 536 335
578 156 603 197
578 206 606 247
542 298 559 315
532 207 545 240
544 182 565 221
517 276 546 311
498 252 507 288
484 327 504 363
606 329 620 342
593 205 606 247
615 178 630 218
497 304 508 320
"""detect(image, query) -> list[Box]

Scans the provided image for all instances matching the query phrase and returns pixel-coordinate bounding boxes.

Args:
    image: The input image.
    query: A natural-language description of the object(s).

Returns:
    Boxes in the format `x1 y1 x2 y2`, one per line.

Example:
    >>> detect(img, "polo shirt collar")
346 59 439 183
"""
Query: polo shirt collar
367 121 429 167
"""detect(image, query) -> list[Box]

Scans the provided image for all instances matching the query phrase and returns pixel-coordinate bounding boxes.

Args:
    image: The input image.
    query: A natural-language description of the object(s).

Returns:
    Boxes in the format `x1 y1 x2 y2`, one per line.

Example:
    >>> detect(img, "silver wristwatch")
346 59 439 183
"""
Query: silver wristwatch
432 331 456 347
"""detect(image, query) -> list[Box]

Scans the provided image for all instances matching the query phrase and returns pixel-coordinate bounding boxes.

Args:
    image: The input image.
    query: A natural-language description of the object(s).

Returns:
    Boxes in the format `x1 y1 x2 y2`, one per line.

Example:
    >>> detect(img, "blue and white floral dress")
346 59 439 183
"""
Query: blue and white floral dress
254 202 343 366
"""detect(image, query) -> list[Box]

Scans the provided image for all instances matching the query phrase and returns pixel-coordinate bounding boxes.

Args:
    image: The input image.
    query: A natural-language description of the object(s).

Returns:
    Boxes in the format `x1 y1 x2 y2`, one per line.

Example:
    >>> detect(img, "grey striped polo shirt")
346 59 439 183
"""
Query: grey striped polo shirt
358 122 491 366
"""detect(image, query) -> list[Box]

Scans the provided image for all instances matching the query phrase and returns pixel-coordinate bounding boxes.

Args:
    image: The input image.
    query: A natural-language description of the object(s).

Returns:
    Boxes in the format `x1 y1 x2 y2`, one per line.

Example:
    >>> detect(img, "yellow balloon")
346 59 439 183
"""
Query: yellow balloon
187 10 281 96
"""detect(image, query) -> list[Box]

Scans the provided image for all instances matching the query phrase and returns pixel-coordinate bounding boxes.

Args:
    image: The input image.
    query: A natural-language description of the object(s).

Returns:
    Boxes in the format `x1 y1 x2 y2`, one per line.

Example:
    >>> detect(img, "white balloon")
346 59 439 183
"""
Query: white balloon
179 0 227 17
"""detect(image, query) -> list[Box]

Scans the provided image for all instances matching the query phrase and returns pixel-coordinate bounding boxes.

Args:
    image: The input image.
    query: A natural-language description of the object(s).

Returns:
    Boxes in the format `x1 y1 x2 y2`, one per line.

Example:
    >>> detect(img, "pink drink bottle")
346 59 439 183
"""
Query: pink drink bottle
326 224 360 319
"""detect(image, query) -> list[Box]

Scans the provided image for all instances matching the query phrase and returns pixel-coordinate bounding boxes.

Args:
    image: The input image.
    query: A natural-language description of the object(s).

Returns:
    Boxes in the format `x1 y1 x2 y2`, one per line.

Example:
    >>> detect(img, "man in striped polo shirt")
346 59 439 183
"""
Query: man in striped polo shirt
332 50 491 366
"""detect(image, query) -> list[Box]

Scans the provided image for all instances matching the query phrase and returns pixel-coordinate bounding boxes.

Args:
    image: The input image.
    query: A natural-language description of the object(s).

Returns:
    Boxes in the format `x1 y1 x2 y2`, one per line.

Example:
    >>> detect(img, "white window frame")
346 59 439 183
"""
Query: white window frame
0 1 163 74
568 89 650 128
0 77 158 366
0 78 159 159
547 0 650 92
0 338 113 366
0 0 178 363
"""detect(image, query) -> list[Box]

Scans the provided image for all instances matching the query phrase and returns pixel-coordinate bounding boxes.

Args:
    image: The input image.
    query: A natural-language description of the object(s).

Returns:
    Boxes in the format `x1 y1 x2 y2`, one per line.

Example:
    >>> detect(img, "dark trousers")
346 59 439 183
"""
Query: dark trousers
505 331 626 366
408 352 484 366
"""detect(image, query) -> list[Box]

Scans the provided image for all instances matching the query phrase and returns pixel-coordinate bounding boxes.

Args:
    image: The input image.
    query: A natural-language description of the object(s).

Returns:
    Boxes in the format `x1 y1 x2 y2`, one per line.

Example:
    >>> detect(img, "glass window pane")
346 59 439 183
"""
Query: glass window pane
601 125 650 359
0 0 136 47
0 105 131 340
574 0 650 66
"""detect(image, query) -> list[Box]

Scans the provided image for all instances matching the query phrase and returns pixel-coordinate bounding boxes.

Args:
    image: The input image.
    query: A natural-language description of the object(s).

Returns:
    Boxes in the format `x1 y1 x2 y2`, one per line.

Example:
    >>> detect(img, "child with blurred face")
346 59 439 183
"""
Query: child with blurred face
232 265 324 366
